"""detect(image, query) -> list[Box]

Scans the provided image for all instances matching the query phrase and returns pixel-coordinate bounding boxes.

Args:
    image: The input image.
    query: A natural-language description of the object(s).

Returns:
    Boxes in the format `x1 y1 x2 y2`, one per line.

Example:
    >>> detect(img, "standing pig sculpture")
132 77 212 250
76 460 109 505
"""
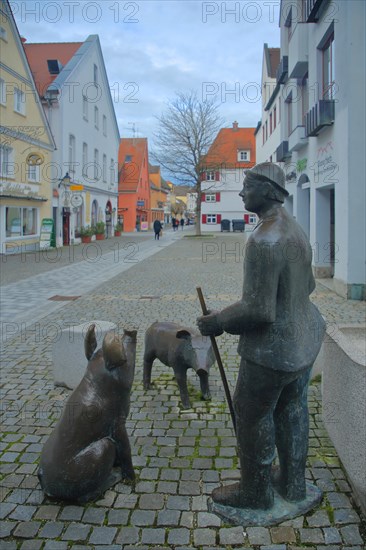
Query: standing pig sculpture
143 321 215 409
38 324 137 503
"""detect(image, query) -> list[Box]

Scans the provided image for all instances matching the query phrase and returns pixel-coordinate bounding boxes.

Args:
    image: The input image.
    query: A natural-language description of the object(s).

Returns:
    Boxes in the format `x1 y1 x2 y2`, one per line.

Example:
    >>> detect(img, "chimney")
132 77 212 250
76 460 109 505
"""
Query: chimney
232 121 239 131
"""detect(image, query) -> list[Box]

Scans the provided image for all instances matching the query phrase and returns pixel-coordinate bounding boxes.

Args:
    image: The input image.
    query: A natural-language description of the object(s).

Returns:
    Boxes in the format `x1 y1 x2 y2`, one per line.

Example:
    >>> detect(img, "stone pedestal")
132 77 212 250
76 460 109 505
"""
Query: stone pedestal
209 482 322 527
52 320 117 389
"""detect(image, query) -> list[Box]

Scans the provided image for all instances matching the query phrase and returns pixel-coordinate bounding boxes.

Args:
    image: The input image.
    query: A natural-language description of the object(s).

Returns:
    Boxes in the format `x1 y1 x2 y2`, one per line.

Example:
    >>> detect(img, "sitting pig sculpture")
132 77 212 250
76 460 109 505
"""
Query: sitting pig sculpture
143 321 215 409
38 324 137 503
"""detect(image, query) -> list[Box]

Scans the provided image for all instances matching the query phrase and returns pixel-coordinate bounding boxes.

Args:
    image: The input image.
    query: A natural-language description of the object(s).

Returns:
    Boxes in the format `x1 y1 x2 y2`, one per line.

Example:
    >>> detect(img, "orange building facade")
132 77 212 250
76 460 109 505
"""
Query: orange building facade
149 165 168 225
118 138 151 232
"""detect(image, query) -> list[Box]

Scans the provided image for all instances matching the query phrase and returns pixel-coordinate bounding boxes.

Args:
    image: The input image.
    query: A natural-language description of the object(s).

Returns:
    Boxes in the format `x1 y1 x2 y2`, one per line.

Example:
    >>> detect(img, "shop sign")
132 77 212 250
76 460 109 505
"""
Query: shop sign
70 193 83 208
141 221 148 231
40 218 55 249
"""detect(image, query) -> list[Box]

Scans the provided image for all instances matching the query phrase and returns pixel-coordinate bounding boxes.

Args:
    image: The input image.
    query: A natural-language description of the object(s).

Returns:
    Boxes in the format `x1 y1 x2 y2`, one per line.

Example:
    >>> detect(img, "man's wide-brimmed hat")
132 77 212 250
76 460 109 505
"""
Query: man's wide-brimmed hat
244 162 289 197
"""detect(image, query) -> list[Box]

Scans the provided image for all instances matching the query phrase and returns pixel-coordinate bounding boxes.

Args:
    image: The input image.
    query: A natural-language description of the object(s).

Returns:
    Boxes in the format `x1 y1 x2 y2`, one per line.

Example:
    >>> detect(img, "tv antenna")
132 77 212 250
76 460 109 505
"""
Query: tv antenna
128 122 139 141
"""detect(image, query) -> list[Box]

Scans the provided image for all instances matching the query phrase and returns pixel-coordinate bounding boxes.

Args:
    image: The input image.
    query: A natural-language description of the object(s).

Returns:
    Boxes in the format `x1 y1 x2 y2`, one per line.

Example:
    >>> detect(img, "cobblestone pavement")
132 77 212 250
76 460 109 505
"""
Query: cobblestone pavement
0 230 187 325
1 234 365 549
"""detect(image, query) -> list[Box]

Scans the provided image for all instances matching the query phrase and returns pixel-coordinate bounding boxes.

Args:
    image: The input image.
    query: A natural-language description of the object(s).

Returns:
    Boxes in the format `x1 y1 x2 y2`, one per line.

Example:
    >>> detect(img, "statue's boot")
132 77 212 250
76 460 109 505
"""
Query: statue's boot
271 461 306 502
212 465 274 510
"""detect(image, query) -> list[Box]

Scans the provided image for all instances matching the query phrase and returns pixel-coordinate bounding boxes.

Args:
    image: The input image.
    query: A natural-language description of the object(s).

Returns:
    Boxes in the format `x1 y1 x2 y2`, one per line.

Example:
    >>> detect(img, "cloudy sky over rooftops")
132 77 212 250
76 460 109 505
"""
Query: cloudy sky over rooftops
13 0 280 157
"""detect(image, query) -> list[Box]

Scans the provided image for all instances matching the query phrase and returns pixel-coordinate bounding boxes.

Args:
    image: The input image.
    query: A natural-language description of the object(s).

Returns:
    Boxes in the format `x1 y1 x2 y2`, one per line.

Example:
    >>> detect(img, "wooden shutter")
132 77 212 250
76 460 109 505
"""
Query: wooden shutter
217 214 222 224
201 194 205 202
202 214 207 224
215 171 220 181
244 214 250 223
215 192 221 202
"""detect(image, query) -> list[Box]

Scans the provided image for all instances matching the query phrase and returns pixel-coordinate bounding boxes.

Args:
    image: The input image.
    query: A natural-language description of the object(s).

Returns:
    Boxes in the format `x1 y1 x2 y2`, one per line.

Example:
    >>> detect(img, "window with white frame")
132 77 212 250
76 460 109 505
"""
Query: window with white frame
286 93 293 136
0 145 14 177
238 150 250 162
205 194 216 202
82 142 88 176
94 148 99 180
206 171 215 181
27 163 40 182
0 78 6 105
102 115 107 136
206 214 217 224
110 158 115 185
301 73 309 125
68 134 76 173
249 214 257 224
82 95 88 120
6 206 38 237
322 32 335 100
94 106 99 129
14 86 25 114
102 154 107 182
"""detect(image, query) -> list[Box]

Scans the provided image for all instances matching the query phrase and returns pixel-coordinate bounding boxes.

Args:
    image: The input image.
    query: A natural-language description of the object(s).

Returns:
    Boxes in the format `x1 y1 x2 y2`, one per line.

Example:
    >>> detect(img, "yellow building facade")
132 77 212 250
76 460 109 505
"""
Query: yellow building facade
0 0 55 254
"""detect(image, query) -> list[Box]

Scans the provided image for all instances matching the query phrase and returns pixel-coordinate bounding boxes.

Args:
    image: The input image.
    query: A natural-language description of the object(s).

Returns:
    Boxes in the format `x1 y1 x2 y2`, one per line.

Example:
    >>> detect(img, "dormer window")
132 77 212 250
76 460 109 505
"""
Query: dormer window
238 150 250 162
47 60 62 75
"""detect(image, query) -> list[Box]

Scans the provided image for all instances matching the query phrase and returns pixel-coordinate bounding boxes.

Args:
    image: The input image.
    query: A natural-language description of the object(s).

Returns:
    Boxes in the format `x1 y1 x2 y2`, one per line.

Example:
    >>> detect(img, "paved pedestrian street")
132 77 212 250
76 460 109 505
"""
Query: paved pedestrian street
1 232 365 549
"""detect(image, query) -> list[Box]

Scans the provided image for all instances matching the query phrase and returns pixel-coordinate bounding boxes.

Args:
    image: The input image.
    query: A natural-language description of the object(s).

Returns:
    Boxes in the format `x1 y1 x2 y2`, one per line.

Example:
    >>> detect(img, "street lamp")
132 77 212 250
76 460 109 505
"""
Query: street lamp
58 172 71 188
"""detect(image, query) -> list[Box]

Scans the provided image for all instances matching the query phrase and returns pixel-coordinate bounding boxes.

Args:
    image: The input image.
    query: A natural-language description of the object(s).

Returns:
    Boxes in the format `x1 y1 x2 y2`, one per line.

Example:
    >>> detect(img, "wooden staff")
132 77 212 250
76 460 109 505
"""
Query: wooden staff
196 287 236 434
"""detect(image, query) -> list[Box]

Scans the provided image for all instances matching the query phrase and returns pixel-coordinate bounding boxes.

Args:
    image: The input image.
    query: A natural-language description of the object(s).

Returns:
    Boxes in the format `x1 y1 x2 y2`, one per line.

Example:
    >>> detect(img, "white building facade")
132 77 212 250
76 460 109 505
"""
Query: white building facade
25 35 119 246
255 44 282 165
275 0 365 300
201 124 257 233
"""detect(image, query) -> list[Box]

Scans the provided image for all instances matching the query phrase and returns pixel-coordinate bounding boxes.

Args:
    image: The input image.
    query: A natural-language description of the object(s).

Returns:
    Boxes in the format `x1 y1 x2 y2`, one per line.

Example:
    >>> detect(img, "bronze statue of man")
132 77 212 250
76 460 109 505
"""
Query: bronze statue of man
197 162 325 510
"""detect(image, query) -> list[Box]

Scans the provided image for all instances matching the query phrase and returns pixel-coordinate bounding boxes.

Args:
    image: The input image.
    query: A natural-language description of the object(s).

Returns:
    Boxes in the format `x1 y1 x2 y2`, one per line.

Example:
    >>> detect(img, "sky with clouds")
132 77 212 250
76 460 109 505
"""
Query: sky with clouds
12 0 280 172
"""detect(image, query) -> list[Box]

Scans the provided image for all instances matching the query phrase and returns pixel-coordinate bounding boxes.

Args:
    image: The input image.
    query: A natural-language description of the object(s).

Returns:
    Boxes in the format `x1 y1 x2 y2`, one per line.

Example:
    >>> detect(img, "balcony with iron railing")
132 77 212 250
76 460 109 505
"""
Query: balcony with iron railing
305 100 335 136
276 56 288 84
289 125 308 151
276 141 291 162
288 23 309 79
306 0 331 22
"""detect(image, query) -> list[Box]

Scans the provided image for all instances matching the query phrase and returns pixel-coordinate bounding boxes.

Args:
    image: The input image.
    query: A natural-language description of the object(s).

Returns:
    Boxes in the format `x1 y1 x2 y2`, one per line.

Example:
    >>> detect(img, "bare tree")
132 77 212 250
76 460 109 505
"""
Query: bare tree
152 91 224 235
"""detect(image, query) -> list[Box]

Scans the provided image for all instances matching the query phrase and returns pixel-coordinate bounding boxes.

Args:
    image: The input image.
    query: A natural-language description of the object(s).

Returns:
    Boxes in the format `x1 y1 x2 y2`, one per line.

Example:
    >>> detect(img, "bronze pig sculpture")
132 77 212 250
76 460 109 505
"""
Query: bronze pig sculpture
38 324 137 503
143 321 215 409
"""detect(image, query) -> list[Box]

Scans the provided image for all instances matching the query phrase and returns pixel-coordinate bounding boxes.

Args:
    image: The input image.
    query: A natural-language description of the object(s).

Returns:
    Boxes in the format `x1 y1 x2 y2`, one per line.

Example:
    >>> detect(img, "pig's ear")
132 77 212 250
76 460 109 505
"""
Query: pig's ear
176 329 191 340
102 332 127 370
85 323 97 360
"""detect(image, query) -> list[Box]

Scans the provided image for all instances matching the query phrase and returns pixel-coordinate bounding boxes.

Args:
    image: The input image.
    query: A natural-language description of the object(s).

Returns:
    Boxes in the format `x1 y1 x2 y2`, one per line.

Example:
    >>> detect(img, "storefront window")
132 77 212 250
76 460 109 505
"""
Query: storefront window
6 206 38 237
22 208 37 235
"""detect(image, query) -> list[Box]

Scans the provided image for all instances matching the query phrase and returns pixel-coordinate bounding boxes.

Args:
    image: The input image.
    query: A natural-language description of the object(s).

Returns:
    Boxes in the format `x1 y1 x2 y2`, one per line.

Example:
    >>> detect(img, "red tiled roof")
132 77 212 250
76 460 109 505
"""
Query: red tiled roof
202 124 256 169
118 138 148 192
24 42 82 97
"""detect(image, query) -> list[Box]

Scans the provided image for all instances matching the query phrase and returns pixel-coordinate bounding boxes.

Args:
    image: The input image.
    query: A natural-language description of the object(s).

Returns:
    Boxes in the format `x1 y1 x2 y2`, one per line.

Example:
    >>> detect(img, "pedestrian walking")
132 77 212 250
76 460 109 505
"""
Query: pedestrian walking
180 218 185 230
172 217 176 231
153 219 162 240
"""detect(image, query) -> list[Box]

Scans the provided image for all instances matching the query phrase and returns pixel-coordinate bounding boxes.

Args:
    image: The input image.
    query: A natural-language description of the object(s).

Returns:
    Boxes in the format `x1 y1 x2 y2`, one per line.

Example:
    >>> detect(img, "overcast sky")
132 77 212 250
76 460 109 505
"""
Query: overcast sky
13 0 280 174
